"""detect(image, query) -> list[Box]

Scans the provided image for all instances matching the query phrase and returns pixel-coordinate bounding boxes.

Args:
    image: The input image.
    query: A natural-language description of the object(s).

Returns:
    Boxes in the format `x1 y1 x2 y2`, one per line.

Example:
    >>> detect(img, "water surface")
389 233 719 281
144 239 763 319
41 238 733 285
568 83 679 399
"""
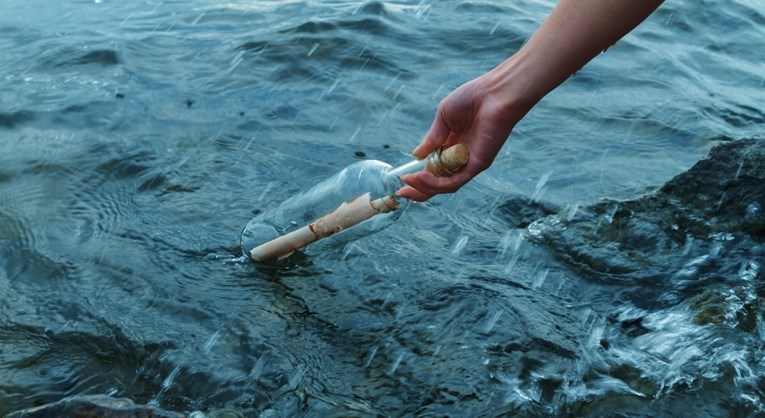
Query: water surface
1 0 764 416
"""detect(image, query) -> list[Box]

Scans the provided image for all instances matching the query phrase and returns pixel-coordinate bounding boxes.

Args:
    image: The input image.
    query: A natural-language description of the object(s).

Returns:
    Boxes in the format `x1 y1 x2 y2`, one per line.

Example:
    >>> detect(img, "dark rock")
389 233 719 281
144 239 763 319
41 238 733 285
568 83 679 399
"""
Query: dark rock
526 138 764 325
495 196 558 228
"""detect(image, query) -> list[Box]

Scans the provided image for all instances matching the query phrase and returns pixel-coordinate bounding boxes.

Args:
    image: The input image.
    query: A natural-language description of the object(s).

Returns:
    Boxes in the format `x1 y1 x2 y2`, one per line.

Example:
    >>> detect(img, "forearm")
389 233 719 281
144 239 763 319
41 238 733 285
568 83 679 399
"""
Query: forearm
487 0 664 108
400 0 665 200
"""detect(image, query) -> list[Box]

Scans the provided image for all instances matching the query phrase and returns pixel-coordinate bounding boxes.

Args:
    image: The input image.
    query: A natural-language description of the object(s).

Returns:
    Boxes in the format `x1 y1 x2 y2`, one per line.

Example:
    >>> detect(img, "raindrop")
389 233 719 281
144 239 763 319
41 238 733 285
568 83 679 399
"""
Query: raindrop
529 171 552 203
498 230 521 256
735 160 745 179
431 83 445 100
393 84 405 101
385 71 401 92
532 268 549 289
175 153 191 170
341 243 358 260
349 125 361 143
243 135 257 152
483 310 503 334
716 191 727 212
320 77 341 100
414 1 432 20
202 330 220 354
566 202 580 221
389 351 405 374
250 354 267 379
258 182 275 202
254 44 269 58
365 346 378 367
709 240 722 258
288 364 306 390
380 291 392 309
307 42 320 56
681 234 694 256
603 204 619 224
191 12 205 25
189 51 202 65
585 314 605 348
162 364 181 390
489 22 500 35
451 235 469 255
228 50 245 72
580 307 592 325
329 116 340 130
586 74 601 105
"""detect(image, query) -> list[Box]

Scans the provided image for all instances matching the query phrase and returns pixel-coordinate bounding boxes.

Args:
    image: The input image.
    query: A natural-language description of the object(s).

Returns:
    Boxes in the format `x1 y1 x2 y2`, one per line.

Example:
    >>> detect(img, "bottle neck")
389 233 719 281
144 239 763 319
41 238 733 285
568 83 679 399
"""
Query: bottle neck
385 158 427 180
380 146 469 197
384 147 447 182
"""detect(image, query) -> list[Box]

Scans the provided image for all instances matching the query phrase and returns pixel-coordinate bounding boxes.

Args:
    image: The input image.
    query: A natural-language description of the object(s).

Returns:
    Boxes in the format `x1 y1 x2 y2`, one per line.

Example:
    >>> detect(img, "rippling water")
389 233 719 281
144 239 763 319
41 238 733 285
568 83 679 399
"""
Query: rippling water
1 0 764 416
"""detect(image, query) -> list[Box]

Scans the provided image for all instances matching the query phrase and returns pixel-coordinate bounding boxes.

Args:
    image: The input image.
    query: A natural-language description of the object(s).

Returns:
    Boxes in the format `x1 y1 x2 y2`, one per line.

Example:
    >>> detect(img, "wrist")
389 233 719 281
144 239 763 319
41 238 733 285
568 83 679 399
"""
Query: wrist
476 52 547 123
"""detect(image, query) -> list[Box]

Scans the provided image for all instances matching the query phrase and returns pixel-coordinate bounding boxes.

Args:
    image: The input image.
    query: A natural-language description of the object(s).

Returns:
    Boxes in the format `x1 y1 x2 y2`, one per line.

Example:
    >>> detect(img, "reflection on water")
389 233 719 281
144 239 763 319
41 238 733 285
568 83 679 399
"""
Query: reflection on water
1 0 764 416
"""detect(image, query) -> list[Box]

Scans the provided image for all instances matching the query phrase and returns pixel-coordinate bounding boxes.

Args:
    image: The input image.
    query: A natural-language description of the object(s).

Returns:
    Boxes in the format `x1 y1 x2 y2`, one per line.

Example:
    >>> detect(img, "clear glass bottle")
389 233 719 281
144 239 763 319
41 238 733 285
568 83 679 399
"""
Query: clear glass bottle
241 145 468 263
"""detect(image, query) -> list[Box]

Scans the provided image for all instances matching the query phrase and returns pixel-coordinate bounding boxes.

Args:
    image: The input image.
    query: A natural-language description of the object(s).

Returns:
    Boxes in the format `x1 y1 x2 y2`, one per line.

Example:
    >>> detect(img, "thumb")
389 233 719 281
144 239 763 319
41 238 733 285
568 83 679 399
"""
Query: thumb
412 109 450 159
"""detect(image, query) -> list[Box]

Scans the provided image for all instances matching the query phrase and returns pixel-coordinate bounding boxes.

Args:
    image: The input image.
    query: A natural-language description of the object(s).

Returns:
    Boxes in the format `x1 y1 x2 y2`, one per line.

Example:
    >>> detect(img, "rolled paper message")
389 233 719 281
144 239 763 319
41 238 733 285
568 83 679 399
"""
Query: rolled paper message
249 193 400 262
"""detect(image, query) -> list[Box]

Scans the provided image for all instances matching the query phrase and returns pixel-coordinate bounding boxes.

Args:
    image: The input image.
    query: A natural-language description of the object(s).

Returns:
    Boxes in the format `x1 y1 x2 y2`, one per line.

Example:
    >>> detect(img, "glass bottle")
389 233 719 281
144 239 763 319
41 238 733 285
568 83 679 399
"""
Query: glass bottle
241 144 468 263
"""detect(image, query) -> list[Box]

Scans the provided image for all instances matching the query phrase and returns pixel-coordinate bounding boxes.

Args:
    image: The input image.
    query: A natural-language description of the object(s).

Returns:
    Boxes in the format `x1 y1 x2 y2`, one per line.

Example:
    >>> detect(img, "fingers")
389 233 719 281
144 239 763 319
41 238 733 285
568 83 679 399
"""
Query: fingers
399 170 472 197
396 185 433 202
412 106 451 159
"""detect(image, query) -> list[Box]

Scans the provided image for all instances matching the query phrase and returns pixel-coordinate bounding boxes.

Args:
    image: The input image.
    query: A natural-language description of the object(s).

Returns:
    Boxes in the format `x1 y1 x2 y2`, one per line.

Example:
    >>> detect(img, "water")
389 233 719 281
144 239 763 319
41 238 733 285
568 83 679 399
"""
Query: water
1 0 763 416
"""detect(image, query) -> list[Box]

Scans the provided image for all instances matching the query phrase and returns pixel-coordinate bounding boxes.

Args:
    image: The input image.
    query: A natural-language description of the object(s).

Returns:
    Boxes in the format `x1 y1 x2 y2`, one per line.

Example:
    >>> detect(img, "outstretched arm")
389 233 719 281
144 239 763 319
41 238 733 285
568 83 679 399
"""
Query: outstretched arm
398 0 665 201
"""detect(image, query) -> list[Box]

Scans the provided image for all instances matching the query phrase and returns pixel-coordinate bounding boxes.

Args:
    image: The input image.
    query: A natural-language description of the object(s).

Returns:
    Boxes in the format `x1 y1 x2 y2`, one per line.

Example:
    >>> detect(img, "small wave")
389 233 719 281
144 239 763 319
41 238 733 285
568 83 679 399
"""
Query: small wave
33 45 121 70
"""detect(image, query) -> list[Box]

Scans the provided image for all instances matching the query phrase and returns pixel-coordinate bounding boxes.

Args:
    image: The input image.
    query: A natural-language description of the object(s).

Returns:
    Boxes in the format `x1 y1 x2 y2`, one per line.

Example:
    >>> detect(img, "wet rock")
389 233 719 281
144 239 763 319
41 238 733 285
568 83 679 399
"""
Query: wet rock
658 138 765 237
5 395 186 418
496 196 558 228
688 288 758 331
526 138 764 325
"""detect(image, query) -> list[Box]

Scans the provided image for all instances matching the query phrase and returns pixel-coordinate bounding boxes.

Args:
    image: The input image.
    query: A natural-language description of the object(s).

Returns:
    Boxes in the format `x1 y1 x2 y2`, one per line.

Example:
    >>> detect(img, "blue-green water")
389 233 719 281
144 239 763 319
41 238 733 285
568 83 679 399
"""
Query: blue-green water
1 0 763 416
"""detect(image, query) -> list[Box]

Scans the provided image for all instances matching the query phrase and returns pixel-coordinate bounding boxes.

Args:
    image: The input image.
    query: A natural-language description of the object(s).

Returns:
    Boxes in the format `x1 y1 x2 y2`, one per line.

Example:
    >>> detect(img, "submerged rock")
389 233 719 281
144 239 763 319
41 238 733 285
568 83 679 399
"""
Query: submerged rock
6 395 185 418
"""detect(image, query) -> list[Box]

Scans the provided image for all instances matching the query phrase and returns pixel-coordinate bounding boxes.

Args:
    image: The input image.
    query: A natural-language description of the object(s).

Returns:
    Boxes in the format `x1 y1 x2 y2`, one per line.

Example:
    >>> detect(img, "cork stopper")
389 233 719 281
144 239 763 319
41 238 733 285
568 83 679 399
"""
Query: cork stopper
425 144 469 177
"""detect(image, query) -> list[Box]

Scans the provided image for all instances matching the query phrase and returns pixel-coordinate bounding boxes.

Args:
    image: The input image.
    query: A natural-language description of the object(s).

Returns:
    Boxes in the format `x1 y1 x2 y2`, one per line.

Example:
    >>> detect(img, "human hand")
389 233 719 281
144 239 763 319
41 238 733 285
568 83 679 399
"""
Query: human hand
396 0 664 202
397 72 532 201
